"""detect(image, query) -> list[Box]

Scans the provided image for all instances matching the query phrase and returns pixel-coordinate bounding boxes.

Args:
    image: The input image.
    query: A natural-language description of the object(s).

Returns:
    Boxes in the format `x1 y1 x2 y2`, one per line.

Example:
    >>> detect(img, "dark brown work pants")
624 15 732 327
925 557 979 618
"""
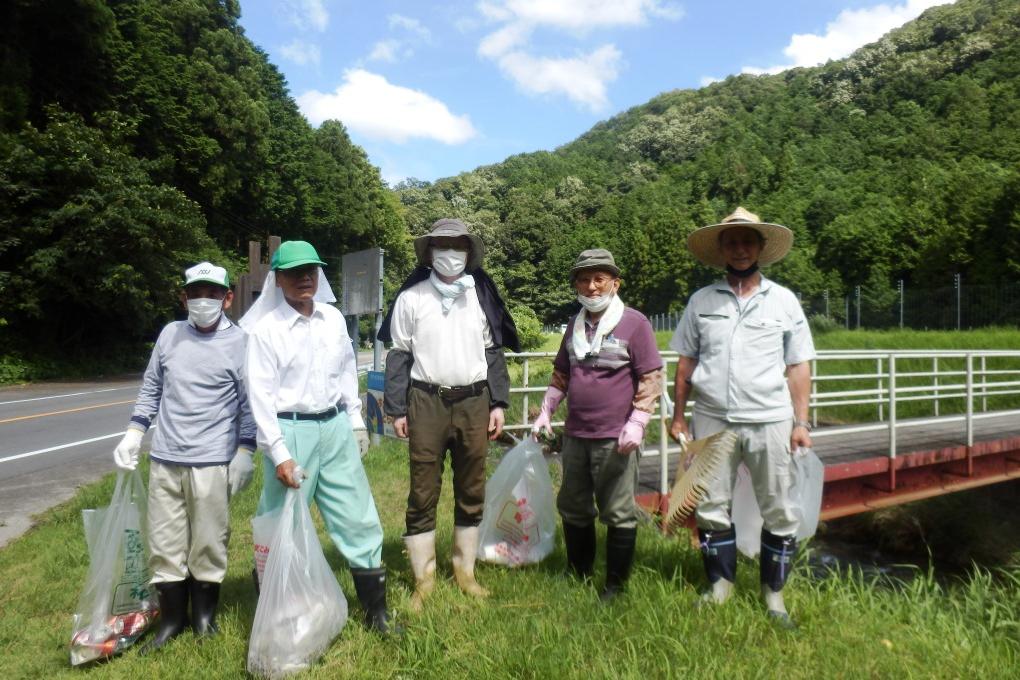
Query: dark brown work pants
405 385 490 535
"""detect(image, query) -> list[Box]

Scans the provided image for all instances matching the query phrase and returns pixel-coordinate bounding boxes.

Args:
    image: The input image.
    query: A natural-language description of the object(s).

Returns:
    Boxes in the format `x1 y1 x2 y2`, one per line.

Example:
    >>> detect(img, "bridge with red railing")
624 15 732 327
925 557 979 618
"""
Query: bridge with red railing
504 350 1020 521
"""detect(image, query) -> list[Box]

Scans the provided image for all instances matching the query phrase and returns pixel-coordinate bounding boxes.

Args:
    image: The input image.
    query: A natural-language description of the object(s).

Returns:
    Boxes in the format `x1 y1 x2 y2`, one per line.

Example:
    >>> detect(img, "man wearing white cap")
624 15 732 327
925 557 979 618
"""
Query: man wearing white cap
113 261 257 652
668 207 815 627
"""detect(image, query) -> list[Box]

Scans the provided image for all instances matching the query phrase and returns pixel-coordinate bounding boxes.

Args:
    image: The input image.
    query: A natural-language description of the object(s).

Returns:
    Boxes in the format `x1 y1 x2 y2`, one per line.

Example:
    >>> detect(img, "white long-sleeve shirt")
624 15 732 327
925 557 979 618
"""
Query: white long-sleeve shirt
389 280 491 387
246 299 364 466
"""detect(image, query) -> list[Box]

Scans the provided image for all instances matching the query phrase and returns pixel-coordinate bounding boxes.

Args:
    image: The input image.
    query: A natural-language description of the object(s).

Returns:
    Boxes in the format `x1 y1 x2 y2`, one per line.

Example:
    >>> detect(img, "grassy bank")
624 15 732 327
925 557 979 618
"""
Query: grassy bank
2 438 1020 678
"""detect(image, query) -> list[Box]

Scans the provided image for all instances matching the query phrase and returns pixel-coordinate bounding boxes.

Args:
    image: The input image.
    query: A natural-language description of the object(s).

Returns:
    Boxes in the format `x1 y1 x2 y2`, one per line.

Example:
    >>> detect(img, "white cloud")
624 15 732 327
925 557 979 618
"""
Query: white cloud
296 69 478 144
281 0 329 32
389 14 432 41
700 76 721 87
279 40 321 66
476 0 680 108
744 0 952 74
478 22 533 58
479 0 682 33
368 39 402 63
497 45 622 111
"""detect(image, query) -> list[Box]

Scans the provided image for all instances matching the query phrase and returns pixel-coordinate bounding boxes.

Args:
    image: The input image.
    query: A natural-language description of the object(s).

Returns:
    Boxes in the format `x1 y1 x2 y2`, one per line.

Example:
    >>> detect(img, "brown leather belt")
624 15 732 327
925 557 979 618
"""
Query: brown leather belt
411 379 487 401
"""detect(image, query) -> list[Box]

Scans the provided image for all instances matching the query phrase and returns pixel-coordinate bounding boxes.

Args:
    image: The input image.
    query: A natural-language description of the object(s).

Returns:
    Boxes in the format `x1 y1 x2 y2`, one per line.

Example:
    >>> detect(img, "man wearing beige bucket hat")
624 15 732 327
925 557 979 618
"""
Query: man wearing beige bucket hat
378 218 520 610
668 207 815 627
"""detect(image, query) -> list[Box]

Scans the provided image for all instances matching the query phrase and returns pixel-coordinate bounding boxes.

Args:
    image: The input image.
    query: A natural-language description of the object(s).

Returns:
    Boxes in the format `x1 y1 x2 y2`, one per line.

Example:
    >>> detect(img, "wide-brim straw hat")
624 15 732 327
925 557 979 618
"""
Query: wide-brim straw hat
687 207 793 268
413 218 484 272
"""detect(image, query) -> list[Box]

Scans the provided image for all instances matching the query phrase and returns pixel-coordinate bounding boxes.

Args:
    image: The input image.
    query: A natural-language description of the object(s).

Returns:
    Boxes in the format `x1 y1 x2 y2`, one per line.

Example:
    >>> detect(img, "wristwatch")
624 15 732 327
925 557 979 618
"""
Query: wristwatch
793 419 812 431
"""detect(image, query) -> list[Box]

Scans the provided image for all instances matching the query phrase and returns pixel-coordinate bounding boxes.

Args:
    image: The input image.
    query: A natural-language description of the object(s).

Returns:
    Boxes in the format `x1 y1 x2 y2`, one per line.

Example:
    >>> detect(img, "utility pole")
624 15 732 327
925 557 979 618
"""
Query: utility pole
824 289 829 318
954 273 962 330
898 279 904 329
855 285 861 329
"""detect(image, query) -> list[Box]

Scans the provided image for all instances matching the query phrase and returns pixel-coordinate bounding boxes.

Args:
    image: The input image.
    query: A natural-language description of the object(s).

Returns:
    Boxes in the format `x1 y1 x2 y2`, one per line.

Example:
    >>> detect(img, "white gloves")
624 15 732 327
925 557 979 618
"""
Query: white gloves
113 427 144 471
354 428 370 458
228 447 255 496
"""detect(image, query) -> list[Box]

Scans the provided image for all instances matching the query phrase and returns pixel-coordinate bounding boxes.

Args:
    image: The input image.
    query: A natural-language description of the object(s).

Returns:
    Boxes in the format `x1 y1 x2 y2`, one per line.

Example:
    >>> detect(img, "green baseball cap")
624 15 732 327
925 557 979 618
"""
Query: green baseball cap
271 240 326 270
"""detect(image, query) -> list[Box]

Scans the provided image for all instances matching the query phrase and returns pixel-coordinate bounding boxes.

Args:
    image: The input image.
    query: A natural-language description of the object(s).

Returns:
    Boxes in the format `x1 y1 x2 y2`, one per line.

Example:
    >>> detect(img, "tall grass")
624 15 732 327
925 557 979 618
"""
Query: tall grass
2 438 1020 678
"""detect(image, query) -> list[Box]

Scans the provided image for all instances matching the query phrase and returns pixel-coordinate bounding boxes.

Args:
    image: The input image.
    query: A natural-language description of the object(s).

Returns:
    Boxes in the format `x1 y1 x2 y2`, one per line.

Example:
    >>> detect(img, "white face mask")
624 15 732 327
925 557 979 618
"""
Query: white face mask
187 298 223 329
432 248 468 277
577 292 613 313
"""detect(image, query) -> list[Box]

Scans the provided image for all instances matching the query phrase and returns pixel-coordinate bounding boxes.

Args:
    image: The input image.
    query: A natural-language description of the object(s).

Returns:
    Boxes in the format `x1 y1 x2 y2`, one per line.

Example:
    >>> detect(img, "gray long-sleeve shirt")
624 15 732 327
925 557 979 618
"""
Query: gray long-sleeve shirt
130 318 257 466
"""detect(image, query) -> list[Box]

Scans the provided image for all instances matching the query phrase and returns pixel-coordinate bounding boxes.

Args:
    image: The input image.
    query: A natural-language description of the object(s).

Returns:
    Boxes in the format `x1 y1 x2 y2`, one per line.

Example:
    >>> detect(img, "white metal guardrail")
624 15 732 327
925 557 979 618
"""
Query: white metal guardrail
503 350 1020 498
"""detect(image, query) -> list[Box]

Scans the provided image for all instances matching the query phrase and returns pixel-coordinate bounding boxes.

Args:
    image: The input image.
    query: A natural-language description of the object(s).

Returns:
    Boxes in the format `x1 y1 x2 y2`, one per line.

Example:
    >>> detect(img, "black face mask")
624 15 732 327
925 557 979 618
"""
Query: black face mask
725 262 760 278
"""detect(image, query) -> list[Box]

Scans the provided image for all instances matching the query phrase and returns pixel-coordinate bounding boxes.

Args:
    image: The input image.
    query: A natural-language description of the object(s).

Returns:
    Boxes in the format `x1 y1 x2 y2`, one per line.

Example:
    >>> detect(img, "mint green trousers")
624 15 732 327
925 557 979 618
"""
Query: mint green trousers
256 412 383 569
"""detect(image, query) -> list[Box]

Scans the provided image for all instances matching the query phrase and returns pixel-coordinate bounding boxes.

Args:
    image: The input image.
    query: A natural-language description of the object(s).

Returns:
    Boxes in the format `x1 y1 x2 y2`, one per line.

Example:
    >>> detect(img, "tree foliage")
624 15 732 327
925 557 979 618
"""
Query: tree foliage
395 0 1020 323
0 0 410 352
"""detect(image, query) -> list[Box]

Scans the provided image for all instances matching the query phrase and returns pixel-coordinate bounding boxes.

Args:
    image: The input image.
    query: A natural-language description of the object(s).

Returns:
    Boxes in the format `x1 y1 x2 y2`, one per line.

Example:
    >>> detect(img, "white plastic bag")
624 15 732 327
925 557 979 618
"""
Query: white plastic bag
70 470 157 665
248 486 348 679
791 447 825 541
730 464 764 558
731 448 826 557
478 438 557 567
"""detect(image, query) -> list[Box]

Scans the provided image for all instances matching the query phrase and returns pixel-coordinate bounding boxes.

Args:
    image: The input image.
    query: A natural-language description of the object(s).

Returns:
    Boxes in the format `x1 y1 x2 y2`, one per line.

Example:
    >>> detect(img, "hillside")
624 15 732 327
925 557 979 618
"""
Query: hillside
395 0 1020 324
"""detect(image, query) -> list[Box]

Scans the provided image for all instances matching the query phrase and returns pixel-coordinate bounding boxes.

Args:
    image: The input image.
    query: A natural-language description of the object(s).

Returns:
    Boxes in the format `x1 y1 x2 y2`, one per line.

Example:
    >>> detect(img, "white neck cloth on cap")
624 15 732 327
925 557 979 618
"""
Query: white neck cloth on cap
239 268 336 331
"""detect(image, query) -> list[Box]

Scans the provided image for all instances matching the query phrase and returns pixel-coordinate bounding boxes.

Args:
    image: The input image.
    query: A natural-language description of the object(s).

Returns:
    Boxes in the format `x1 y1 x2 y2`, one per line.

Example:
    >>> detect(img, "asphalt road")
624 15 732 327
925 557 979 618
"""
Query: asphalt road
0 378 143 547
0 350 382 548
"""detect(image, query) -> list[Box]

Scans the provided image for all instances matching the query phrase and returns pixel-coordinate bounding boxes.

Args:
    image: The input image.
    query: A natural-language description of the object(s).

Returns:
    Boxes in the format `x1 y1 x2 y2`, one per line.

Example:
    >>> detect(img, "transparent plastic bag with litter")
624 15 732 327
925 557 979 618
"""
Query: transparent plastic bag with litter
478 438 557 567
248 475 347 679
69 469 157 665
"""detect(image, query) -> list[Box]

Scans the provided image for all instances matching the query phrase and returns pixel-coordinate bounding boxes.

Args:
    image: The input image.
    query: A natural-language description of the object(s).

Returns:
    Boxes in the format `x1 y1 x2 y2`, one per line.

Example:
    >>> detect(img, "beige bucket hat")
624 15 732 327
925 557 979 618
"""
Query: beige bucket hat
687 207 793 268
413 218 485 272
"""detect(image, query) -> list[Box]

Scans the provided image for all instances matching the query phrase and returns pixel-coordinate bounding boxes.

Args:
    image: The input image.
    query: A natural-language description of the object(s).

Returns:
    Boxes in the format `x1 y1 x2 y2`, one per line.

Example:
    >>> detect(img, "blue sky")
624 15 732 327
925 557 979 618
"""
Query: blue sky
236 1 953 186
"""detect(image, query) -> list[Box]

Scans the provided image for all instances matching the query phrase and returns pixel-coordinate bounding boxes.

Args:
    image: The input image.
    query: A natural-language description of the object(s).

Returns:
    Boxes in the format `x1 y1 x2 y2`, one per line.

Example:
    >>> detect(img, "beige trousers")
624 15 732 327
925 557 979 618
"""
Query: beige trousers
692 413 799 537
148 460 230 583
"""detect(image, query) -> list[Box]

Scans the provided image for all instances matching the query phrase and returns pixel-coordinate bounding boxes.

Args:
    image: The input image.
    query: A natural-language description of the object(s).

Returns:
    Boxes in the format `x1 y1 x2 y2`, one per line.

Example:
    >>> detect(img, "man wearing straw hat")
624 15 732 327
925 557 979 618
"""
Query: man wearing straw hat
378 218 519 610
532 249 663 601
668 207 815 627
113 261 257 652
241 240 394 635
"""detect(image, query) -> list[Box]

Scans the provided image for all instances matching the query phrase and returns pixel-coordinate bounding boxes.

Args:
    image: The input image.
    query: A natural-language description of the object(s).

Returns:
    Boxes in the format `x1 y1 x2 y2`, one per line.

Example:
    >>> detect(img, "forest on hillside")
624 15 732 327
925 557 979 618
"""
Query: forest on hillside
0 0 411 356
2 0 1019 370
396 0 1020 326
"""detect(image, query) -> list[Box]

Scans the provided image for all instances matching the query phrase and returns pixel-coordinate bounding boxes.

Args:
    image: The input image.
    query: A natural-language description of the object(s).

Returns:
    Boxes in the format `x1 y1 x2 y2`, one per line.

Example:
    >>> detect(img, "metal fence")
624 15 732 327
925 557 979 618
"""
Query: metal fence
800 280 1020 330
544 279 1020 333
503 350 1020 501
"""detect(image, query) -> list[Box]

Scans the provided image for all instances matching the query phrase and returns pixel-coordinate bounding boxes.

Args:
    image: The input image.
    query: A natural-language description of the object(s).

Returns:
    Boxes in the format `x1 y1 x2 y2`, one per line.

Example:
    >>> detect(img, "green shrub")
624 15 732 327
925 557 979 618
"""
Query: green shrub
509 303 545 351
809 313 841 335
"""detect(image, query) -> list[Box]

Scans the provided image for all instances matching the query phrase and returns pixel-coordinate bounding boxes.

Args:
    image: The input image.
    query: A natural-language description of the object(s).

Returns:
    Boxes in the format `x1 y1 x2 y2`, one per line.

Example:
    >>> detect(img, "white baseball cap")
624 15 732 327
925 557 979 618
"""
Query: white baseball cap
184 262 230 288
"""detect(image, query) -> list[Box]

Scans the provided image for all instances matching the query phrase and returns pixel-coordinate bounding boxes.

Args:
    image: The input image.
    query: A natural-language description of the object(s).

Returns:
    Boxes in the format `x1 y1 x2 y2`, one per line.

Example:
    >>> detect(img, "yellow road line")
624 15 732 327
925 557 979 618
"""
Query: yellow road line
0 399 135 425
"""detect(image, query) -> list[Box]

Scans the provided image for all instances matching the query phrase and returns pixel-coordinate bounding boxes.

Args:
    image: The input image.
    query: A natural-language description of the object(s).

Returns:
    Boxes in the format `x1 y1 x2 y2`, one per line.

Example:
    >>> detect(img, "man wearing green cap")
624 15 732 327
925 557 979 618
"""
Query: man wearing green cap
241 240 392 634
532 249 663 601
113 261 257 652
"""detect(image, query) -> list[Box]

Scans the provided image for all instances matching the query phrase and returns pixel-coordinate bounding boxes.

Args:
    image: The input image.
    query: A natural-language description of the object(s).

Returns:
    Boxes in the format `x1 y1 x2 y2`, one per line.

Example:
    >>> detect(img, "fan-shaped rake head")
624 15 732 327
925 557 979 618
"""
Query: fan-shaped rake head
666 430 738 533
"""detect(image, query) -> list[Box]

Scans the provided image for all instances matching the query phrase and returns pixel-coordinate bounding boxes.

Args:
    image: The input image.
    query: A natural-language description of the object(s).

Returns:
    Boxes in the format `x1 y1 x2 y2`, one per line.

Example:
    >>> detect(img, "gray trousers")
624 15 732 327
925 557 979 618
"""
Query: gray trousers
557 435 640 529
692 413 799 537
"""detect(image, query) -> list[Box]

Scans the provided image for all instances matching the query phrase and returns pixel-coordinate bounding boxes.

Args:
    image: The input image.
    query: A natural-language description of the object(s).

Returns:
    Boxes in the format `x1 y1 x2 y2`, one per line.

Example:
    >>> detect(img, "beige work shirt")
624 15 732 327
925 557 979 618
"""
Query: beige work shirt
670 276 815 423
